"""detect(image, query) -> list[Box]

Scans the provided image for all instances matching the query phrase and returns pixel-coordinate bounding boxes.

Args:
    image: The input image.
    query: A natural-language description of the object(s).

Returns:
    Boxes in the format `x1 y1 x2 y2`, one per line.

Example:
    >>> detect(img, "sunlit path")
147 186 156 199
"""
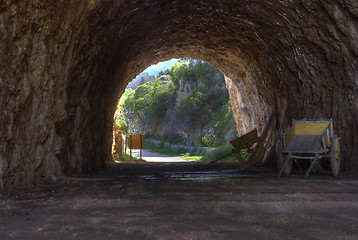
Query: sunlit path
130 149 192 162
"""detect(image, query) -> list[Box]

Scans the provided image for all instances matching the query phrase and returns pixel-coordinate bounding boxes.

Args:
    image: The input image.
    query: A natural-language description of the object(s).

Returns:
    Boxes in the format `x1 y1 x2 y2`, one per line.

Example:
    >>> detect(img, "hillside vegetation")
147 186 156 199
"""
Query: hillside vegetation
115 58 237 148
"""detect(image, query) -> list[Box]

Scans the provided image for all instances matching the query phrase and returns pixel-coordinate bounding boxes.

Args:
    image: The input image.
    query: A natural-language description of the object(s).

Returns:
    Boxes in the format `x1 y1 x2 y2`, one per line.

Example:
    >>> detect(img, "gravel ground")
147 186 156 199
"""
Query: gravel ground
1 162 358 240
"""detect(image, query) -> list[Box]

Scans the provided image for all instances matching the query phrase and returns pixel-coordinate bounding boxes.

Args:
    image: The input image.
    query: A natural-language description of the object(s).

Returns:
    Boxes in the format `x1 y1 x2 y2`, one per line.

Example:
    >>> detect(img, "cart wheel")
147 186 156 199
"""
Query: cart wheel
276 140 292 176
331 135 341 177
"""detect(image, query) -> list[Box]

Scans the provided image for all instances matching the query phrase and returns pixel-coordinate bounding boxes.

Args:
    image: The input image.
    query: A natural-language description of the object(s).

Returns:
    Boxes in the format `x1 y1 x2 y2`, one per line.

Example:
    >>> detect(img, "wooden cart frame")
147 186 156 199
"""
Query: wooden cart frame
277 119 341 178
211 110 276 164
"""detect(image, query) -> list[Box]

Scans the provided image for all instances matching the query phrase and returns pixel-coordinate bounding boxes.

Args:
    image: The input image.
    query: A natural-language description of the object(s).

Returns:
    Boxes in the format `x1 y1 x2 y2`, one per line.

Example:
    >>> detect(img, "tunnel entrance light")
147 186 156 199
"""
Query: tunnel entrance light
112 58 238 163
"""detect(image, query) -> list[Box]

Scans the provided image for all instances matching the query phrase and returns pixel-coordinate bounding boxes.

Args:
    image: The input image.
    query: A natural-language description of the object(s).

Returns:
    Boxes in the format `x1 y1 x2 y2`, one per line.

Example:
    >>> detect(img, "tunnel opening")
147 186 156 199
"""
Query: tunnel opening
111 58 249 164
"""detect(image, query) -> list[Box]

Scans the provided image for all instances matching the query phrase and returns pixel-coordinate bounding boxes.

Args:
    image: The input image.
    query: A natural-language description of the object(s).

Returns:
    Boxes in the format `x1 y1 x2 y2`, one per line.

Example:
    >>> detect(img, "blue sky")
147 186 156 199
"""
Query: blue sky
142 58 179 77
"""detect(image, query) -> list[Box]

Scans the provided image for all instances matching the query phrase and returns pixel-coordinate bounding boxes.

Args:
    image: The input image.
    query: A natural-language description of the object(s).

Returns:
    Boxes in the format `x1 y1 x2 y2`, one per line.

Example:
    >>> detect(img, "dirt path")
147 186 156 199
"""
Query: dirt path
130 149 190 162
1 162 358 239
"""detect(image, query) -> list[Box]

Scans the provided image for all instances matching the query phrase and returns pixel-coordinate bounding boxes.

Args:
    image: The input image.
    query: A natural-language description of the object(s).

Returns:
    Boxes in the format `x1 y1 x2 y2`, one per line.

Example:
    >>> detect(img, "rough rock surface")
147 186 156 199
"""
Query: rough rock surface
0 0 357 190
126 72 155 90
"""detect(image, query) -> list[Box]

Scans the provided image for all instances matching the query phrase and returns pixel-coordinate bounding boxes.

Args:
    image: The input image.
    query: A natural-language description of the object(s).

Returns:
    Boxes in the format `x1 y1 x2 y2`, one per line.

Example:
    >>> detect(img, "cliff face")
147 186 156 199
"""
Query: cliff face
145 68 232 144
0 1 357 190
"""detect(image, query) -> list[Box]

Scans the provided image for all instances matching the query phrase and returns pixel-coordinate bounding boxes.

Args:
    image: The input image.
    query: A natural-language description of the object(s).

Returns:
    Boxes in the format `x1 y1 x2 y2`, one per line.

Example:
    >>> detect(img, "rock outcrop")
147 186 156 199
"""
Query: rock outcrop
0 1 357 190
144 63 233 145
126 72 155 90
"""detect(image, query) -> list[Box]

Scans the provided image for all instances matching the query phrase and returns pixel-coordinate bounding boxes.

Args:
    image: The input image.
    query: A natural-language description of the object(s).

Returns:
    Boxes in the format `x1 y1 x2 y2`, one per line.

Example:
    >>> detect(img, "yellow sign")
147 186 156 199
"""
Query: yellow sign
129 135 144 149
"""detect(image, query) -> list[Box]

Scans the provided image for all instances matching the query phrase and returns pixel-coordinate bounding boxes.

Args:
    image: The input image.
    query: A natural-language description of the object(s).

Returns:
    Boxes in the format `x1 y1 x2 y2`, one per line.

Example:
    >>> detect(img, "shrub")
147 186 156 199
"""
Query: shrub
202 134 216 147
192 148 206 156
200 144 235 161
148 84 175 118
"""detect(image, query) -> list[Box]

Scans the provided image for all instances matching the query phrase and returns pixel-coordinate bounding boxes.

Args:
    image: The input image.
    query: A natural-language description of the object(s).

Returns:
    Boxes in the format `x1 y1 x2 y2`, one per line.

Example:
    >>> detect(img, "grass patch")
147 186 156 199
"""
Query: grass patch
144 140 206 159
113 153 138 162
180 156 202 161
179 152 202 161
200 144 251 162
200 144 237 162
144 140 184 156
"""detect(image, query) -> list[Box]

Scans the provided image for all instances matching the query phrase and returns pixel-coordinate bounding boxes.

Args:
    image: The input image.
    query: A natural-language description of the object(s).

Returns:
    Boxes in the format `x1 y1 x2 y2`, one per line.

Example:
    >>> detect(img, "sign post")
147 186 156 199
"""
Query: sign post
129 135 144 161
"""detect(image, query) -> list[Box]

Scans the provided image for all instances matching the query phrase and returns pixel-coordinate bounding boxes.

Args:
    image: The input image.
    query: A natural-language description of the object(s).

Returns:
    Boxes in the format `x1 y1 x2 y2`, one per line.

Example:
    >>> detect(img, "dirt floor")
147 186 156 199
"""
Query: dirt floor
1 162 358 240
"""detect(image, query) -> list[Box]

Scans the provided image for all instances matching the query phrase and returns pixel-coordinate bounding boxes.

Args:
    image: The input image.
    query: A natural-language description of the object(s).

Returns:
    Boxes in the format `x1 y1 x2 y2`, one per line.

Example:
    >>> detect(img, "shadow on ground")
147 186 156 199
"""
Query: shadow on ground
1 162 358 239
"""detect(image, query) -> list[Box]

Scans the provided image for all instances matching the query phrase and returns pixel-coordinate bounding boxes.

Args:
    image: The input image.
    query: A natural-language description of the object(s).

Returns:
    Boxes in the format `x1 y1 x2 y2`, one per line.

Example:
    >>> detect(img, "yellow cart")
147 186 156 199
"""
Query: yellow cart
277 119 341 178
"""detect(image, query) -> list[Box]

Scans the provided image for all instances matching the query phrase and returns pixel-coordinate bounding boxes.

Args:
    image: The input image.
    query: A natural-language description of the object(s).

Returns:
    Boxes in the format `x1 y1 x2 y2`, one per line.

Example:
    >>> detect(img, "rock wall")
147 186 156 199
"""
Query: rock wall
0 0 357 190
0 0 122 190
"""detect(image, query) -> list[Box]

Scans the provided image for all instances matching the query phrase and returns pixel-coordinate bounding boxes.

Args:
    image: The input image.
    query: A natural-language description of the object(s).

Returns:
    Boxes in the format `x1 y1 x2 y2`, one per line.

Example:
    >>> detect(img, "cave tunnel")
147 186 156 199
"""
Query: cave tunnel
0 0 357 191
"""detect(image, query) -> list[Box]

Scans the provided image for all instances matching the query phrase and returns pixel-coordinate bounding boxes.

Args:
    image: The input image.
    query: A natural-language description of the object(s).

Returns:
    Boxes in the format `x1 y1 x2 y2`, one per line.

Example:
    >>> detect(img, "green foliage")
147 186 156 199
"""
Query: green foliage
195 85 210 95
177 88 210 129
145 133 185 145
144 140 187 156
187 91 208 108
118 77 177 134
180 156 202 161
159 69 170 76
148 84 175 118
169 60 220 87
200 145 249 162
113 153 138 162
114 118 129 134
195 61 211 77
134 85 150 98
200 144 236 162
116 57 237 151
202 133 216 147
169 61 194 86
144 140 206 157
192 148 206 156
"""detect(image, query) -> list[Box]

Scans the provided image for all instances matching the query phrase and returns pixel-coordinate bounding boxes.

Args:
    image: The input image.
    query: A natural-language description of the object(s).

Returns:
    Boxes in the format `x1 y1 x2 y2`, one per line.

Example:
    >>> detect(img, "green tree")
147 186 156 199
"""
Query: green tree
148 83 176 118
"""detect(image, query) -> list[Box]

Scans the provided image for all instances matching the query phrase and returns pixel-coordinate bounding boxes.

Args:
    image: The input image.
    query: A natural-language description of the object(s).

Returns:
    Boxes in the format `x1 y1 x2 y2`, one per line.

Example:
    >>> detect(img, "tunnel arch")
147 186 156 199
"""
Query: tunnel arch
0 1 357 190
